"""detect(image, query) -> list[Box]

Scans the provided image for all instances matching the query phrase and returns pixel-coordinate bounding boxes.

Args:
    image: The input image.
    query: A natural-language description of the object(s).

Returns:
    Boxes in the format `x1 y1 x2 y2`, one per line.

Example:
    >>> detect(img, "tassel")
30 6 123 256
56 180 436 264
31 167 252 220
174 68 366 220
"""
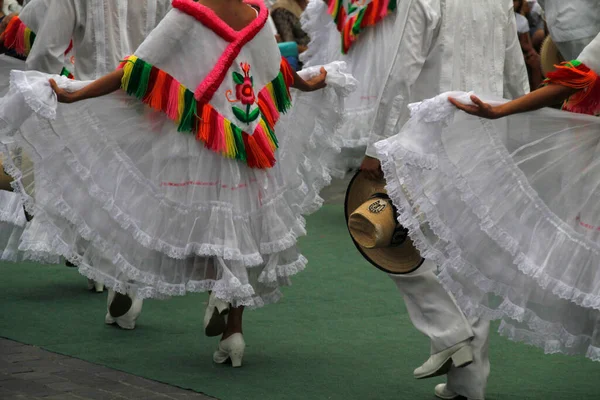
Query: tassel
143 66 160 104
213 115 226 153
178 85 186 124
178 90 196 132
2 16 20 49
120 57 136 92
15 23 26 56
135 61 153 99
224 120 236 158
126 58 144 96
546 60 599 114
231 125 246 162
165 77 180 120
546 61 597 89
148 69 168 111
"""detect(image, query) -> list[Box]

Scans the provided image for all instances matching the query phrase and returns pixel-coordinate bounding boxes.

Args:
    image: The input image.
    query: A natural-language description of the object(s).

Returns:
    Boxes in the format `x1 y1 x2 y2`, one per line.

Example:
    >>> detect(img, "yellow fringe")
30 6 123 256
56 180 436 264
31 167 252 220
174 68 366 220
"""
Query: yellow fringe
224 120 235 158
121 55 137 90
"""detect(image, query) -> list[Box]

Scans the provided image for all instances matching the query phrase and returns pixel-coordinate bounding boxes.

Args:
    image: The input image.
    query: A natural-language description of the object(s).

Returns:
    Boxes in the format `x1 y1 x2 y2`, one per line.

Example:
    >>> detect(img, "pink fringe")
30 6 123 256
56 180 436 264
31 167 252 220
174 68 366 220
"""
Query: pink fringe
166 79 181 121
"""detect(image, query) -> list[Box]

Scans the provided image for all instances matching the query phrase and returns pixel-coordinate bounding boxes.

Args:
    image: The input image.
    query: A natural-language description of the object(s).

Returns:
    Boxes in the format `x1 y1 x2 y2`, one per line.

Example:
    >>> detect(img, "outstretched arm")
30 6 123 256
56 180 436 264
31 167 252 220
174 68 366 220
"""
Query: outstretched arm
50 69 124 103
449 84 578 119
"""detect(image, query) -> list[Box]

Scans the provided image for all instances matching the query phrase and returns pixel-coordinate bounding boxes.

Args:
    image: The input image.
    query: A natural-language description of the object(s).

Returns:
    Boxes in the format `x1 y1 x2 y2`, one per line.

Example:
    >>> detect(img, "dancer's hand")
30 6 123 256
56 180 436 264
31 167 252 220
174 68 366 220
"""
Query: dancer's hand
449 95 502 119
360 156 383 180
303 67 328 92
292 67 327 92
50 79 77 103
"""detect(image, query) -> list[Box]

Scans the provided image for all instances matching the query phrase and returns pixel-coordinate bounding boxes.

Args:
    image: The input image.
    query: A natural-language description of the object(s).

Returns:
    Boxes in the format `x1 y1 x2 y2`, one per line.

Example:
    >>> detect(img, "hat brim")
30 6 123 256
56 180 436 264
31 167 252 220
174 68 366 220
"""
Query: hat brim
345 170 423 274
540 36 565 78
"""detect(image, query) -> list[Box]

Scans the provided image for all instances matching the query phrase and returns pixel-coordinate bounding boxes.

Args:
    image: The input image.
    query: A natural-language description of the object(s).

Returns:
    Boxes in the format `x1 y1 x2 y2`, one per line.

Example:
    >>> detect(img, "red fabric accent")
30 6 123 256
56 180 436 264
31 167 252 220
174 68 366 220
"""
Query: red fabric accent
172 0 268 106
547 61 600 116
280 57 295 87
2 15 21 49
64 40 74 56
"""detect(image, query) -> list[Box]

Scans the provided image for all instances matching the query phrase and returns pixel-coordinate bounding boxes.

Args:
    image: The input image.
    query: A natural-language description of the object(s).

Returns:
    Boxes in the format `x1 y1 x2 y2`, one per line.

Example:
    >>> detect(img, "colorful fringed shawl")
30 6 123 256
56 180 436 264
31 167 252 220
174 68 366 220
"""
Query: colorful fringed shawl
2 15 75 77
327 0 396 54
546 60 600 116
118 0 294 169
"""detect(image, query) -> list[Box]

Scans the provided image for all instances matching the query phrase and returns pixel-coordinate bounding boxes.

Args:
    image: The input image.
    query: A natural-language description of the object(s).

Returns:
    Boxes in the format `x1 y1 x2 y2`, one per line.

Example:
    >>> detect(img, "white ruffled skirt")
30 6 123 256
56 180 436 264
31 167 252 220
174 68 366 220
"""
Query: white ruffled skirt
377 92 600 361
301 0 398 176
0 55 28 261
0 63 354 308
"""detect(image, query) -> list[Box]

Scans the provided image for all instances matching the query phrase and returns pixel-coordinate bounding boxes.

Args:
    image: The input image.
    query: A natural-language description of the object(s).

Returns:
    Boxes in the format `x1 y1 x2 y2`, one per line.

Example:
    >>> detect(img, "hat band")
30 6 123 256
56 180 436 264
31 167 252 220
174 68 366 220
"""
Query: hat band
369 193 409 247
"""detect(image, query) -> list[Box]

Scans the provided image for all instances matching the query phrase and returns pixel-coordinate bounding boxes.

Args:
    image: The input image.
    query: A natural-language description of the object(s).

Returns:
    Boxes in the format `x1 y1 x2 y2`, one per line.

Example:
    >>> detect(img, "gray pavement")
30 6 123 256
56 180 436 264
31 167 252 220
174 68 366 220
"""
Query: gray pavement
0 338 215 400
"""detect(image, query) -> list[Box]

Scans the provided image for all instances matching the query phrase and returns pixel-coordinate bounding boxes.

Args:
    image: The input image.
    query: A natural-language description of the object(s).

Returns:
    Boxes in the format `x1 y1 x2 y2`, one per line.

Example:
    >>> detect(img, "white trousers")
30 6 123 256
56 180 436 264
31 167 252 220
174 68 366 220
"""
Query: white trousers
388 260 490 400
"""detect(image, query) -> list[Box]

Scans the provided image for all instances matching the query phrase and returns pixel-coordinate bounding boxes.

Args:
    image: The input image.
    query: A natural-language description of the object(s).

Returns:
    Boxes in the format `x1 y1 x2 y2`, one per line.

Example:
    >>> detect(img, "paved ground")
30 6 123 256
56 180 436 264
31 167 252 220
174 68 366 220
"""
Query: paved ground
0 338 215 400
0 177 353 400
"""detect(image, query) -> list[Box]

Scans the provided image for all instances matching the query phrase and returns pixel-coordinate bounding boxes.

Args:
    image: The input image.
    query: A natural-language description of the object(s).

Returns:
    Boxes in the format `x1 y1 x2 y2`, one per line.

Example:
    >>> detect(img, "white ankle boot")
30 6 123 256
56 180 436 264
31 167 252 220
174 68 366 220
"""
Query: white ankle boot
435 384 460 399
203 292 229 337
414 340 473 379
213 333 245 368
87 279 104 293
104 289 143 330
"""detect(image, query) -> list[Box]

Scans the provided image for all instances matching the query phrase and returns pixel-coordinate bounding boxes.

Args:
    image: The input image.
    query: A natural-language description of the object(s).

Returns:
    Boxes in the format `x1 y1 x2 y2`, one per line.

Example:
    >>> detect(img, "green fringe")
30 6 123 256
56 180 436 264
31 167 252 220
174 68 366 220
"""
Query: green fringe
264 120 279 148
60 67 72 78
388 0 397 12
178 90 196 133
231 124 246 162
352 9 366 34
126 58 145 97
136 62 152 99
272 73 292 113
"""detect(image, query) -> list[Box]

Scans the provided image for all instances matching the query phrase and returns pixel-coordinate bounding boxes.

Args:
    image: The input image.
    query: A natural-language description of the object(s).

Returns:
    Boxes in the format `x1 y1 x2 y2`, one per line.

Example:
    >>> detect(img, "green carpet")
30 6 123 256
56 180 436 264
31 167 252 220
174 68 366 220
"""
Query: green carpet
1 205 599 400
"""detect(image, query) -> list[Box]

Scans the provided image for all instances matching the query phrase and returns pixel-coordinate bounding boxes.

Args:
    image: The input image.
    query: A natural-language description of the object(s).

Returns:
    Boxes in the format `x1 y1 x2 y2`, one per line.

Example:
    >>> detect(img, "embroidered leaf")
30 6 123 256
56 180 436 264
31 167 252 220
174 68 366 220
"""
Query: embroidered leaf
232 106 248 123
233 72 245 85
247 107 260 123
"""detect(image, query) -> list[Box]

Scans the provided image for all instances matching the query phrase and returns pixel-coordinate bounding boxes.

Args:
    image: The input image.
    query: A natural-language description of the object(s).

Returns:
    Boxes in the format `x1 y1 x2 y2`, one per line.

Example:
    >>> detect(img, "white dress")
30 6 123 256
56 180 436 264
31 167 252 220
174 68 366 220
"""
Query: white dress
300 0 399 175
0 0 173 263
0 0 355 307
376 33 600 361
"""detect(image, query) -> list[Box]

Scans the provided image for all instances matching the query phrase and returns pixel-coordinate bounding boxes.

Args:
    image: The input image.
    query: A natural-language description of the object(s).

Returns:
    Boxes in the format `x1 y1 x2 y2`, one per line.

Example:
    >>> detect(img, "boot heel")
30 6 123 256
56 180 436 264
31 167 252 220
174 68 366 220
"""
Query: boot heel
230 348 244 368
213 333 245 368
451 345 473 368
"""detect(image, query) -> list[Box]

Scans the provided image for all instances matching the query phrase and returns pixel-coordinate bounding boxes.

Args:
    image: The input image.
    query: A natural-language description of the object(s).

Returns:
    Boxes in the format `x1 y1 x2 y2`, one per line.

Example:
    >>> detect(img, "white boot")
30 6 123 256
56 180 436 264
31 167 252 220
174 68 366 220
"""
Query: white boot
87 279 104 293
213 333 245 368
104 290 143 330
414 340 473 379
435 384 460 399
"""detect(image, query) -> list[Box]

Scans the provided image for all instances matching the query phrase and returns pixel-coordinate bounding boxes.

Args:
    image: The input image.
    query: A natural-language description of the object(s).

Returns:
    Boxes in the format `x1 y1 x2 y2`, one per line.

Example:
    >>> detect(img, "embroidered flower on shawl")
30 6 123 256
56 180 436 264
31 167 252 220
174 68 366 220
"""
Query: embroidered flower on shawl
227 62 260 124
236 62 256 105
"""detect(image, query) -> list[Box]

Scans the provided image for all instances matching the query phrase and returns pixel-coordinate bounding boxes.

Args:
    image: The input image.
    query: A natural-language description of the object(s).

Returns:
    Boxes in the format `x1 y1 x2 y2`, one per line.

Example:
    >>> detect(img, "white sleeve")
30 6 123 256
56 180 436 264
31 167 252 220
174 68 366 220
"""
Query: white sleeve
25 0 76 74
515 13 529 34
578 32 600 74
503 6 530 99
365 0 439 158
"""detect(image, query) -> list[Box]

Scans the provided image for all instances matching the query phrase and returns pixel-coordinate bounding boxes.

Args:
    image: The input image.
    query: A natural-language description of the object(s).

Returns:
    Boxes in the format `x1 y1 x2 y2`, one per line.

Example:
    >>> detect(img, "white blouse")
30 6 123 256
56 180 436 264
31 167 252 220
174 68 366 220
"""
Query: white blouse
26 0 171 80
366 0 530 157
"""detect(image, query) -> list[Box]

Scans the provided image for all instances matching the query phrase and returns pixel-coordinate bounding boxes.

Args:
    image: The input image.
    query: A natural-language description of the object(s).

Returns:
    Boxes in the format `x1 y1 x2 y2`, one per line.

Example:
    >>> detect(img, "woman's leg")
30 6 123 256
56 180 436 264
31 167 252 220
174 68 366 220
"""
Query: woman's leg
222 306 244 340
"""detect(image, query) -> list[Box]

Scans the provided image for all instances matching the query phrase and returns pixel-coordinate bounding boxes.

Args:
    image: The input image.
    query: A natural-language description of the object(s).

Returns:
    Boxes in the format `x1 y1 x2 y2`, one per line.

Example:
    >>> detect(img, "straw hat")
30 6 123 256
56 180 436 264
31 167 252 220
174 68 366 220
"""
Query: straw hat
345 171 423 274
0 160 13 192
540 36 565 77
